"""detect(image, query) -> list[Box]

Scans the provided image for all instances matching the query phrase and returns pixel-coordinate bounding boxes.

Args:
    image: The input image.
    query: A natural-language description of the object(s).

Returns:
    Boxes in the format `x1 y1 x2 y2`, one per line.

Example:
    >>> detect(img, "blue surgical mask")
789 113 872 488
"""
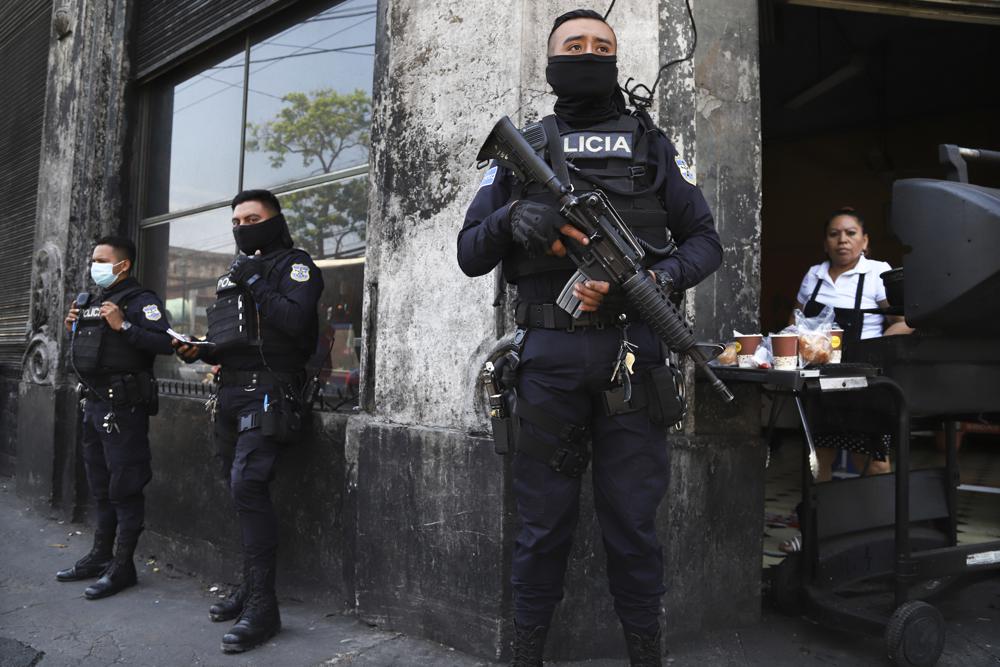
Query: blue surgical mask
90 260 124 288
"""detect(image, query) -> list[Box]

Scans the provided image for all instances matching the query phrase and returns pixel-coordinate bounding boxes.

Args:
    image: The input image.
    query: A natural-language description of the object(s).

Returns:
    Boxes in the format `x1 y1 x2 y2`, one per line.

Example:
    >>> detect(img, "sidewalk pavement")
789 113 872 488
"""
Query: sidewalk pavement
1 478 998 666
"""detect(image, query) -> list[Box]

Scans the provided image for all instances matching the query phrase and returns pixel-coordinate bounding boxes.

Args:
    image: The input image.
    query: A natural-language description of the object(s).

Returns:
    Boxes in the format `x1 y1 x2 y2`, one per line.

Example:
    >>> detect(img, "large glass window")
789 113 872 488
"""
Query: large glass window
138 0 375 407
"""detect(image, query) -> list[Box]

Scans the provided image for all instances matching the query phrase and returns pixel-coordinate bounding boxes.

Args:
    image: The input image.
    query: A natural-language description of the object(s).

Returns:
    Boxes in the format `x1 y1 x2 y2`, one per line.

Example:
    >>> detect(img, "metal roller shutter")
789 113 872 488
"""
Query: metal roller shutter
0 0 51 369
132 0 297 81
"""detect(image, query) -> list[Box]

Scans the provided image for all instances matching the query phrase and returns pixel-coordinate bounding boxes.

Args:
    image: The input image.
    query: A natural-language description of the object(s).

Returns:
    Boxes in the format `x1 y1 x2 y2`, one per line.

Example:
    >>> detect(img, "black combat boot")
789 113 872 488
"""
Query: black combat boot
510 623 548 667
220 566 281 653
56 529 114 582
209 563 250 622
84 530 140 600
624 626 663 667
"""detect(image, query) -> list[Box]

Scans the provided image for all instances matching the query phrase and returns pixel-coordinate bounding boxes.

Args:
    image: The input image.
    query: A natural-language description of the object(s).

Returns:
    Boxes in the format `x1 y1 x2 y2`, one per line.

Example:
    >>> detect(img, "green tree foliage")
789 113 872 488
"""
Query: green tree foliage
247 88 371 258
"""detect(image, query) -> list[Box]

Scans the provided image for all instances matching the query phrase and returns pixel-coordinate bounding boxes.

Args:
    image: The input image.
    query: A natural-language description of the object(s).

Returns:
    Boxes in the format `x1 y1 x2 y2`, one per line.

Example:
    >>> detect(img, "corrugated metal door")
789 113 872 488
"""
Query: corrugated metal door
0 0 52 369
132 0 296 81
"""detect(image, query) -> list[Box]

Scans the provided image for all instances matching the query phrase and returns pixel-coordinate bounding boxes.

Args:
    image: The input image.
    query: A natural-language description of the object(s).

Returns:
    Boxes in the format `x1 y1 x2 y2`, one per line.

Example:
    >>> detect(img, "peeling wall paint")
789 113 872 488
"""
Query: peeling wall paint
362 1 521 432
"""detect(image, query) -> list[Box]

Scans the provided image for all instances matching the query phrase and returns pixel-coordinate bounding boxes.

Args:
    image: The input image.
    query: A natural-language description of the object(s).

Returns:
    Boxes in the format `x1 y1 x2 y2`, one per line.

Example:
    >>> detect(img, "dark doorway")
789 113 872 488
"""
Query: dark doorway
758 4 1000 333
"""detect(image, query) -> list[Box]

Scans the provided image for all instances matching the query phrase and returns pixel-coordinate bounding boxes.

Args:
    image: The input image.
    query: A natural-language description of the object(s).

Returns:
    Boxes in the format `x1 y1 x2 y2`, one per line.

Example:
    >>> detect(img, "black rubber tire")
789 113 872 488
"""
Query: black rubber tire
885 601 945 667
771 552 803 615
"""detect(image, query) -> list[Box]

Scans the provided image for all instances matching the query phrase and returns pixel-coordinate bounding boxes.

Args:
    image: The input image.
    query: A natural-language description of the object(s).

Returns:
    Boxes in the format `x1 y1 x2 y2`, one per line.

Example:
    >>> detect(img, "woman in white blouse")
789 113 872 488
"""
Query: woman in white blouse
780 208 910 552
793 207 909 345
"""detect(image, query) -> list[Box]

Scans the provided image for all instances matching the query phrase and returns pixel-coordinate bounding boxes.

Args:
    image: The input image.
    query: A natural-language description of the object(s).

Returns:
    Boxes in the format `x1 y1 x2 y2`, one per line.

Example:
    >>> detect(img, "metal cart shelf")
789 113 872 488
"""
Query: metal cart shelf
712 364 1000 667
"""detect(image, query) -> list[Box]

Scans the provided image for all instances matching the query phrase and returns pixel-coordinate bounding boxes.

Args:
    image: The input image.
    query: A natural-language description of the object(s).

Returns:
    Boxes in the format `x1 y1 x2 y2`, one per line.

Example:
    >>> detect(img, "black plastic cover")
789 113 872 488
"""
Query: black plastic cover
890 178 1000 332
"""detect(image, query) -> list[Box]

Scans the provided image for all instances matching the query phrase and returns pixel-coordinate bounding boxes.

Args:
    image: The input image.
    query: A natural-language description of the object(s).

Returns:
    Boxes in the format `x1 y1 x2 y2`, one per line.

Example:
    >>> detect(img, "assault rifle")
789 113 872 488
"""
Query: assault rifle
477 116 734 403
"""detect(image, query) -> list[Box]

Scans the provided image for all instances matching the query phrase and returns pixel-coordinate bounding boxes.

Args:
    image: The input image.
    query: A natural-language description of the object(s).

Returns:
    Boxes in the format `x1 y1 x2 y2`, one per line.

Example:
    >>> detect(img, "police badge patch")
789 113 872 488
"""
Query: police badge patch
290 263 310 282
142 304 162 321
675 156 697 186
479 165 498 189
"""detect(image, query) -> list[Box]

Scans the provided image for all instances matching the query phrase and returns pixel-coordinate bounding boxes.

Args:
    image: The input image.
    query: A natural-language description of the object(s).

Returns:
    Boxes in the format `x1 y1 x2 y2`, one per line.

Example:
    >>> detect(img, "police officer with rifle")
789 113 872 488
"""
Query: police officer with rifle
60 236 173 599
458 10 725 666
174 189 323 654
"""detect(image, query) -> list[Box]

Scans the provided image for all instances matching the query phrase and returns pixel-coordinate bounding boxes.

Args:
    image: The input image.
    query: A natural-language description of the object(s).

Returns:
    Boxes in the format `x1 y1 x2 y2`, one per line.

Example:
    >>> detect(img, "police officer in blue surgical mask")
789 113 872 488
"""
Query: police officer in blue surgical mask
458 9 722 666
59 236 173 600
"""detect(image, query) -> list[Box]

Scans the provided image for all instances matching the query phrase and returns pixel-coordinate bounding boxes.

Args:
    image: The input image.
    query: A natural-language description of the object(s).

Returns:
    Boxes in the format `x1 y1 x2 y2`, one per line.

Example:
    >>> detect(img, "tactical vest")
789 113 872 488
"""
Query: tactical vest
503 113 671 283
71 286 153 376
205 272 258 352
206 249 315 370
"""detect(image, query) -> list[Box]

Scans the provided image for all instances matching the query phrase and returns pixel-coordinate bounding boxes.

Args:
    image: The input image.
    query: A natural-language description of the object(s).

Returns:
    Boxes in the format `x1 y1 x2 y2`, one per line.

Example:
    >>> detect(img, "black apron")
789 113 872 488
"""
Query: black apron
804 272 866 350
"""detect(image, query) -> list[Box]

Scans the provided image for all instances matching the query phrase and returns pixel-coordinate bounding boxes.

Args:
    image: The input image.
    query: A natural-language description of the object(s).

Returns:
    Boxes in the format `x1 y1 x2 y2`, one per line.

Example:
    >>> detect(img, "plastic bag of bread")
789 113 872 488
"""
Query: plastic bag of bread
798 333 831 365
716 342 738 366
794 306 835 367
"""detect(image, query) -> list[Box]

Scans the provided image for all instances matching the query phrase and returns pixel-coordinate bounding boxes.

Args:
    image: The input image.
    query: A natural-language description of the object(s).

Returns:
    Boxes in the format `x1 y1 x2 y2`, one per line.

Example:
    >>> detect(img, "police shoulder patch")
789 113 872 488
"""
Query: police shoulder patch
479 165 498 189
142 304 162 321
675 156 697 186
290 263 310 283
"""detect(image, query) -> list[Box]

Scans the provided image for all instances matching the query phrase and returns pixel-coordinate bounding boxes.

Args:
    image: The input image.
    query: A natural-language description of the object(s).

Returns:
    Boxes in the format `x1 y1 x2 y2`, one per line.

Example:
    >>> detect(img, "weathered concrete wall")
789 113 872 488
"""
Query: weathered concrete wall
0 375 19 476
16 0 134 515
659 0 766 637
351 419 510 656
354 2 526 657
355 0 764 661
142 397 353 606
658 0 762 421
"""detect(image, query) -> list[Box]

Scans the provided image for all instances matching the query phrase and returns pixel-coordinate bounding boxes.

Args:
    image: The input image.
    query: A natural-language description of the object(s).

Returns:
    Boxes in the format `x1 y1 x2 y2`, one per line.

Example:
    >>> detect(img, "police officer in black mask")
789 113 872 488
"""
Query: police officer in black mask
174 189 322 653
458 10 722 667
60 236 172 599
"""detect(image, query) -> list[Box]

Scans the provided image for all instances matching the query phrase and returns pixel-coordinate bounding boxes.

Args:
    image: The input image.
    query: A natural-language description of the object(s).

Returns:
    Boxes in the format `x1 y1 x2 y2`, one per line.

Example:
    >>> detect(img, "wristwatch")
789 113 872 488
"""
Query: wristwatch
120 320 133 332
651 270 675 294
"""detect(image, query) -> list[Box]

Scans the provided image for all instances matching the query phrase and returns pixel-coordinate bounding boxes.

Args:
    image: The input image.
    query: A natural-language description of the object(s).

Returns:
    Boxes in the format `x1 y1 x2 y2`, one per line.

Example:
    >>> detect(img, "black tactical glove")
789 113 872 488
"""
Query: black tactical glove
509 200 566 257
229 254 262 286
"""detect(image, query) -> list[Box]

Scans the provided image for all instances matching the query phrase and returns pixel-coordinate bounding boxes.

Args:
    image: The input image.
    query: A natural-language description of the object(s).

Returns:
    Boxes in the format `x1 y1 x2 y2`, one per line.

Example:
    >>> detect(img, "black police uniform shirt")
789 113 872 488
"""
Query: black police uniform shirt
100 276 174 359
457 115 722 299
206 248 324 371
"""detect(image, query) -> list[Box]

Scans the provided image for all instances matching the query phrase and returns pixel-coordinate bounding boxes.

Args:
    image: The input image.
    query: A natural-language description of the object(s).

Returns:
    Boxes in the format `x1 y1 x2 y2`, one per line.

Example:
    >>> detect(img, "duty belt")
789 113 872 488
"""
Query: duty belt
219 369 304 388
82 371 150 396
515 302 624 331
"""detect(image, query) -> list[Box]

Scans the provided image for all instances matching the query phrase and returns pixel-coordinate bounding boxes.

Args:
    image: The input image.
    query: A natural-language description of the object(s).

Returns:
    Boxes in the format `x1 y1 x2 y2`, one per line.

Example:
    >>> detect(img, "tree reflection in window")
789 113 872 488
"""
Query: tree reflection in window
247 88 371 259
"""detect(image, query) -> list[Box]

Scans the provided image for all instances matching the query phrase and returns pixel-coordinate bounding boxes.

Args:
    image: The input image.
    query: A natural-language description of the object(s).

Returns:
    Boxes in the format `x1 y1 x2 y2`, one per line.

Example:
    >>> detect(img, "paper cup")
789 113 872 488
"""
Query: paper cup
735 334 763 368
829 329 844 364
771 334 798 370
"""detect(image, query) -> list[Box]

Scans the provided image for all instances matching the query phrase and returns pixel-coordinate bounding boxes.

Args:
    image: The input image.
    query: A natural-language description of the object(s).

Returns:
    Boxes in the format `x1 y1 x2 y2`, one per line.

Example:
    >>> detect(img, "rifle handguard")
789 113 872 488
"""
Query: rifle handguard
621 271 735 403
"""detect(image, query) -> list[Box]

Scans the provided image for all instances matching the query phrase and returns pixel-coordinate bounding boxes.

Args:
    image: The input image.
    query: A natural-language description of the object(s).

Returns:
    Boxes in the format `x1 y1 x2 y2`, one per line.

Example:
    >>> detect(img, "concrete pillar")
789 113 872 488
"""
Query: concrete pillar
17 0 132 515
355 0 764 660
660 0 766 640
351 1 526 657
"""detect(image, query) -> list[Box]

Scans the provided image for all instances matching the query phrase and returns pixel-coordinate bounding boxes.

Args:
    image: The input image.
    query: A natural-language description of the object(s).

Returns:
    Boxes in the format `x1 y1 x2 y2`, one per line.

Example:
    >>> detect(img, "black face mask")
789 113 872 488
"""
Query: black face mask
546 54 621 126
232 214 291 255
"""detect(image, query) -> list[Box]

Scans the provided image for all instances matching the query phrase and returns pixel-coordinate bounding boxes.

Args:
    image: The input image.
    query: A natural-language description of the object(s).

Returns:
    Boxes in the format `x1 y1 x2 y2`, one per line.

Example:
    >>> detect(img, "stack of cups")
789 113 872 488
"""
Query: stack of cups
771 334 798 370
830 328 844 364
736 334 763 368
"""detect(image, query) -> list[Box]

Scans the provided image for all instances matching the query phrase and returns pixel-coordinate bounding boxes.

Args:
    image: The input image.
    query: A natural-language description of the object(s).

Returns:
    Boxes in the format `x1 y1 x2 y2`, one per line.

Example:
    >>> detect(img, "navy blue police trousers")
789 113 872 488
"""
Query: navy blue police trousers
512 322 671 634
214 383 282 569
81 400 153 537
